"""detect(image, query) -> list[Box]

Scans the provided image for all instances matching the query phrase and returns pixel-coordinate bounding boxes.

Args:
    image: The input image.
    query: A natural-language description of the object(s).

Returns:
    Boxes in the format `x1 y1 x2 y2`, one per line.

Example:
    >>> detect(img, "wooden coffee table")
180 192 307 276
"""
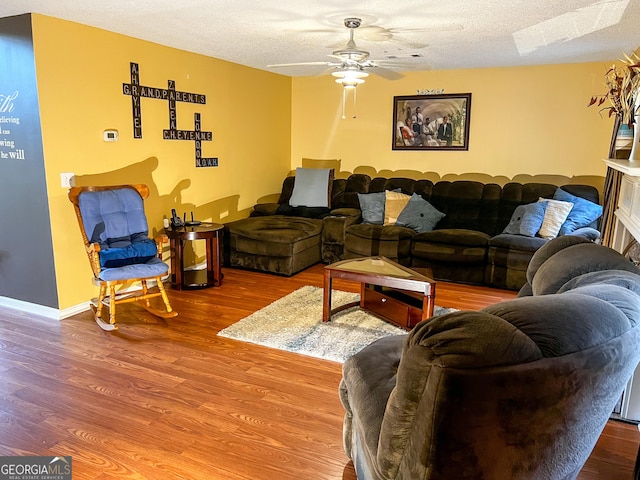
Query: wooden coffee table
323 256 436 330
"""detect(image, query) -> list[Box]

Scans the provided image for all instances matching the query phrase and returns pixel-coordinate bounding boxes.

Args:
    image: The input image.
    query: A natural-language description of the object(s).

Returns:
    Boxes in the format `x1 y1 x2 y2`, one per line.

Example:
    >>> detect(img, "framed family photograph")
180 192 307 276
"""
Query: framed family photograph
392 93 472 151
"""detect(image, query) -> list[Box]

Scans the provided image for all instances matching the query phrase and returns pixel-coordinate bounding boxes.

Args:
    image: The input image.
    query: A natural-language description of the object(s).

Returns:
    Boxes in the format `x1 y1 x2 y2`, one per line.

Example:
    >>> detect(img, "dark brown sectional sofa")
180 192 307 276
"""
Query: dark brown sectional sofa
224 173 600 290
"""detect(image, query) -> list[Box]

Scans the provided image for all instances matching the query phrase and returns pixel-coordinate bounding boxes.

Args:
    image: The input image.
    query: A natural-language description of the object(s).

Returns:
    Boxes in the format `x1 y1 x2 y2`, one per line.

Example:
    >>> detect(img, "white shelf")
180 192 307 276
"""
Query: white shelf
603 158 640 176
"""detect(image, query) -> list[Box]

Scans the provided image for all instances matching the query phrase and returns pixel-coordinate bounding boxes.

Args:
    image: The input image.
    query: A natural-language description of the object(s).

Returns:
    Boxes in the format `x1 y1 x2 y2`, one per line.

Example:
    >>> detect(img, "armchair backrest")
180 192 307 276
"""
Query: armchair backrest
374 239 640 479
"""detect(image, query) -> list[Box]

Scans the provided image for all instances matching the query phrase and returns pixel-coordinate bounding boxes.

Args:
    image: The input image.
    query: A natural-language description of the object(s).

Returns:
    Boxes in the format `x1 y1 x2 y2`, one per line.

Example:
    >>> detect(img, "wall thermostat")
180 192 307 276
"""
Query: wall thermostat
103 129 119 142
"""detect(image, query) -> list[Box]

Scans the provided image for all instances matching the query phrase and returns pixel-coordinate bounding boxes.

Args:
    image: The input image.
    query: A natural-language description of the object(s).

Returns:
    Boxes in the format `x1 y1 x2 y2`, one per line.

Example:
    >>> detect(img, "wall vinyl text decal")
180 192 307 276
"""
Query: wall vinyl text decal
122 62 217 167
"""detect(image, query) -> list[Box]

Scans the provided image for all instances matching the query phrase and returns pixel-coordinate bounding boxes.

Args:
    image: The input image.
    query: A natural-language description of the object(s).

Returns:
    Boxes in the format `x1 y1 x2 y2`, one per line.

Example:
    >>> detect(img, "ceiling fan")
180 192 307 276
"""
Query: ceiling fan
267 17 406 82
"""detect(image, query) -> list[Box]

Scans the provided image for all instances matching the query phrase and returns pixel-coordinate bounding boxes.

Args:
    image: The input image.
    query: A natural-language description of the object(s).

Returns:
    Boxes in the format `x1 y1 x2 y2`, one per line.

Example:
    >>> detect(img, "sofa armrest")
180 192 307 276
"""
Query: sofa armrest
566 226 601 242
321 208 362 263
251 202 280 217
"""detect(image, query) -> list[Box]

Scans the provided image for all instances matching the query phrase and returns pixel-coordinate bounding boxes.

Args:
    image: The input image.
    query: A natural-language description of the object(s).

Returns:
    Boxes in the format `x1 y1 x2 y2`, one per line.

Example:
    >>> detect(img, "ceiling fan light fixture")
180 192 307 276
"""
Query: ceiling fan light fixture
332 69 369 88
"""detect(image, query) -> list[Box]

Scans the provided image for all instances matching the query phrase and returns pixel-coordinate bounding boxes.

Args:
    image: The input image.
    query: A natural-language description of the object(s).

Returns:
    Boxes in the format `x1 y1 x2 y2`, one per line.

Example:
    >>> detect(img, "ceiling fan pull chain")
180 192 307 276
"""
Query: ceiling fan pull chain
353 88 357 119
342 88 347 119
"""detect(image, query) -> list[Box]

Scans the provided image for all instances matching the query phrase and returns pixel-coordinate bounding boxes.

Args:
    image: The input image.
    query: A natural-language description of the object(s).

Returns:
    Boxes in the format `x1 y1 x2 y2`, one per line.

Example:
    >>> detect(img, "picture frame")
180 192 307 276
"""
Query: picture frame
392 93 472 151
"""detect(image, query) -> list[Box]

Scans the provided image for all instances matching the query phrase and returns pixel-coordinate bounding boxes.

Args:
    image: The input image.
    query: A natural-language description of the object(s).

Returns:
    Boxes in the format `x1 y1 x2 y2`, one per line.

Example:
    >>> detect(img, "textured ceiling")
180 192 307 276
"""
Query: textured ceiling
2 0 639 77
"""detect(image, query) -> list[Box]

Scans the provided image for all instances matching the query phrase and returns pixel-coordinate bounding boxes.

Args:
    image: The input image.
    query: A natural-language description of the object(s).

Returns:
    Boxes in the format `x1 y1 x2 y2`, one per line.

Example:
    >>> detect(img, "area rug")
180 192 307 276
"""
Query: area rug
218 285 457 363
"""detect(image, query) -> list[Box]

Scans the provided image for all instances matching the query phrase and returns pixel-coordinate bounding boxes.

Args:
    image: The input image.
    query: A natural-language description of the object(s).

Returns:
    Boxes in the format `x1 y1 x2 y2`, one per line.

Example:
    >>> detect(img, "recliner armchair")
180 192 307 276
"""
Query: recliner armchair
339 237 640 479
69 184 177 331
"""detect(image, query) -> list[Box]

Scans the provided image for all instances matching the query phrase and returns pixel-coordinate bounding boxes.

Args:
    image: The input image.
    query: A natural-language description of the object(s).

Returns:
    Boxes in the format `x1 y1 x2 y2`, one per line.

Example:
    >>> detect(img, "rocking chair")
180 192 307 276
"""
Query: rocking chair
68 184 177 331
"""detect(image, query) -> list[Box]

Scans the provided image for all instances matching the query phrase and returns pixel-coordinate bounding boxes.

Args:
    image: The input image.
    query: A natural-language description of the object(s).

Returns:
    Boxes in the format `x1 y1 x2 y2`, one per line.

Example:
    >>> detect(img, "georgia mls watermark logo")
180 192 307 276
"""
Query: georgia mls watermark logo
0 456 72 480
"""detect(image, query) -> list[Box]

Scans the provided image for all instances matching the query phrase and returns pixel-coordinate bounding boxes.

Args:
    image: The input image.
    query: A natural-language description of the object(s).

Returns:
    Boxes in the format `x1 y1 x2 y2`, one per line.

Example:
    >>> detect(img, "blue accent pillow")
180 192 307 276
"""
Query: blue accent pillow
503 202 547 237
357 191 387 224
357 189 402 225
395 193 446 233
553 188 602 236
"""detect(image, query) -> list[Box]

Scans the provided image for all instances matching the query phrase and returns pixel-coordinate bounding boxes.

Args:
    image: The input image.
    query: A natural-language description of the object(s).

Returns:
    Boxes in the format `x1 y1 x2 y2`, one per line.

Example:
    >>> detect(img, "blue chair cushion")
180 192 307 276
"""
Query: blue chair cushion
79 187 149 245
99 237 158 268
99 256 169 281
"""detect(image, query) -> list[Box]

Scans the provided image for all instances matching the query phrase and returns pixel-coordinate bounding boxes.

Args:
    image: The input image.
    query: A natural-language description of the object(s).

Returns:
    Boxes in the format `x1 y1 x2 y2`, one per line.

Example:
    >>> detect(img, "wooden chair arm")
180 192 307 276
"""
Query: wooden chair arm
155 233 169 244
85 243 102 277
154 234 169 260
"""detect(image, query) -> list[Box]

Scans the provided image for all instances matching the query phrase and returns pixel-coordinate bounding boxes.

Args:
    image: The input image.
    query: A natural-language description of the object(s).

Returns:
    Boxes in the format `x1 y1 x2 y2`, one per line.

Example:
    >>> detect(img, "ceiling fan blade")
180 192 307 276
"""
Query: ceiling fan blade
367 66 404 81
267 61 332 68
371 59 432 71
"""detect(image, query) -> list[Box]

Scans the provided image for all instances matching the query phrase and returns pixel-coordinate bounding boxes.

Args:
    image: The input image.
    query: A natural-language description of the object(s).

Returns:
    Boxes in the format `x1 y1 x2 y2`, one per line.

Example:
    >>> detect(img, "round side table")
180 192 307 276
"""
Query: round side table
165 223 224 290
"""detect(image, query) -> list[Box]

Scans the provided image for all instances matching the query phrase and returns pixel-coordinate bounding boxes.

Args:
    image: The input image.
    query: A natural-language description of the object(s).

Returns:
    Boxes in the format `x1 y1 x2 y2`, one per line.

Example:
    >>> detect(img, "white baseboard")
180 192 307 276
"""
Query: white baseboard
0 296 66 322
0 277 171 322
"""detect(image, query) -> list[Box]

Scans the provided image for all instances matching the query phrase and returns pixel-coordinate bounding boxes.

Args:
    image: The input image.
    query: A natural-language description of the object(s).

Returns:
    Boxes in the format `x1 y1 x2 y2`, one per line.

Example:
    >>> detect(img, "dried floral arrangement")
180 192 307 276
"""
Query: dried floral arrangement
589 51 640 125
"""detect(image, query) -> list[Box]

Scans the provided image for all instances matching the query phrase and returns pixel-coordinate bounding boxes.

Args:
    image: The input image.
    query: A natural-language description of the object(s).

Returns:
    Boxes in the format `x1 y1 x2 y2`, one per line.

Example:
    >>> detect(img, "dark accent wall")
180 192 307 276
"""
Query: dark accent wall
0 14 58 308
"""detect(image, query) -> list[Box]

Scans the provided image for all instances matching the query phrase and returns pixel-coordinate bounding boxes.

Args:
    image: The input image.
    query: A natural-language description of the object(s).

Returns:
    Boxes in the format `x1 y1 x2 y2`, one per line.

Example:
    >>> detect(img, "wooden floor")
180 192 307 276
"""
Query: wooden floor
0 264 638 479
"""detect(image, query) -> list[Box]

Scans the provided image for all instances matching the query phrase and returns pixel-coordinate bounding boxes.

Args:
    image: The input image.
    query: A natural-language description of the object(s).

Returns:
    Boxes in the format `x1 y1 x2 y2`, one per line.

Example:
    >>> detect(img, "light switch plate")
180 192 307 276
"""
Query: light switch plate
60 172 75 188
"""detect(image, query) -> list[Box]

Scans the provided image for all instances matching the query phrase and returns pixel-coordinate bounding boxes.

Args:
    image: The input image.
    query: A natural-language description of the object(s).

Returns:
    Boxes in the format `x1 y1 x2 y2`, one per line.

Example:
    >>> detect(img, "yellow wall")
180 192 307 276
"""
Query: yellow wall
27 13 623 312
291 62 615 186
31 15 292 310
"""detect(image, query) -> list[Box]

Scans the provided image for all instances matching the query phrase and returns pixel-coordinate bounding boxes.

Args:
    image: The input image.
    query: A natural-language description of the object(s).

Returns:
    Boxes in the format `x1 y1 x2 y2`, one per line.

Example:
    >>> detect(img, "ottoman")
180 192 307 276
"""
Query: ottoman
226 216 322 276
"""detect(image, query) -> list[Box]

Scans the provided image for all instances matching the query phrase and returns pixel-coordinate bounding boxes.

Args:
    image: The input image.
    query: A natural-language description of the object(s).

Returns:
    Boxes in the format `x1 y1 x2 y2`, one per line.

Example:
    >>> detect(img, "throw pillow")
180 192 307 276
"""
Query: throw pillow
357 189 401 225
503 202 547 237
537 198 574 239
383 191 411 225
553 188 603 236
288 167 334 208
357 191 387 224
396 193 446 233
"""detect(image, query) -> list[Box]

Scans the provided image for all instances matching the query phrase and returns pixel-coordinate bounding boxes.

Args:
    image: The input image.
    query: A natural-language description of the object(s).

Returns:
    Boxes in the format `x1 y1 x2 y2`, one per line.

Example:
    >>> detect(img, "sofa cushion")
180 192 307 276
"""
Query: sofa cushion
429 181 502 235
346 223 415 241
288 167 334 208
553 187 603 236
502 202 547 237
489 233 547 252
412 229 490 264
413 228 490 246
345 224 415 262
396 193 446 233
275 204 331 219
537 198 574 239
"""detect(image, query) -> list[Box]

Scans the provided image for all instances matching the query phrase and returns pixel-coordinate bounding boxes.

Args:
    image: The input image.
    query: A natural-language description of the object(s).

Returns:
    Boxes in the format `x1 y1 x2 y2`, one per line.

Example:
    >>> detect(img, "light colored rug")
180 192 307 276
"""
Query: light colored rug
218 285 457 363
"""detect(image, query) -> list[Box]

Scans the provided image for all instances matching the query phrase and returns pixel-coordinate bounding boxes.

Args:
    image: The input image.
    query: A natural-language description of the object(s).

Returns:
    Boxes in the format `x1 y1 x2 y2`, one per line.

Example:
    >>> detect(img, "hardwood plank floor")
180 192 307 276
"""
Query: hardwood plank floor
0 264 637 479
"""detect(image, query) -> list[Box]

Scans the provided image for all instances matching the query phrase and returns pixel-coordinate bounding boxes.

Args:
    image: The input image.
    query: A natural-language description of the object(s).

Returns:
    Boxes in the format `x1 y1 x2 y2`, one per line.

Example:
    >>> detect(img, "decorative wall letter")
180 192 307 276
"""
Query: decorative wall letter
122 62 217 167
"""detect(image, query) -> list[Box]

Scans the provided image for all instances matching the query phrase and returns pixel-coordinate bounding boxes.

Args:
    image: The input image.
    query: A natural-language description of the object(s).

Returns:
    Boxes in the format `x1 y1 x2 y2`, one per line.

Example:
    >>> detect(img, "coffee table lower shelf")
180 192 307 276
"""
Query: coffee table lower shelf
362 286 428 330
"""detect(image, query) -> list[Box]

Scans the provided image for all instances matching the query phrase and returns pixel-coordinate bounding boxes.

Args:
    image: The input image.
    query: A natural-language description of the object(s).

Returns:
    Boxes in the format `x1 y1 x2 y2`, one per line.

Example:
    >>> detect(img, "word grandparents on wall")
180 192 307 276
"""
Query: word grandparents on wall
122 62 217 167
